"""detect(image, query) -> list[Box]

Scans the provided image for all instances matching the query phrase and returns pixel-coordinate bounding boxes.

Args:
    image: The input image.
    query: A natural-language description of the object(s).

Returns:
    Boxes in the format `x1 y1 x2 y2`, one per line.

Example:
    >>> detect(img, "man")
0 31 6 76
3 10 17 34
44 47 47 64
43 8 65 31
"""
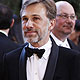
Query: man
0 4 19 79
51 1 80 51
3 0 80 80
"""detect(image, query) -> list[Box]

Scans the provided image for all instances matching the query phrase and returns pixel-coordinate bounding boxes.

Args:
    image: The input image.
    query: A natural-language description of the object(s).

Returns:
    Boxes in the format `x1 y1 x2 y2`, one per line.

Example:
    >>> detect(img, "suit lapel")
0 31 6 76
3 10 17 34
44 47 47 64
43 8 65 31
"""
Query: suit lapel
43 36 59 80
68 38 77 49
19 43 29 80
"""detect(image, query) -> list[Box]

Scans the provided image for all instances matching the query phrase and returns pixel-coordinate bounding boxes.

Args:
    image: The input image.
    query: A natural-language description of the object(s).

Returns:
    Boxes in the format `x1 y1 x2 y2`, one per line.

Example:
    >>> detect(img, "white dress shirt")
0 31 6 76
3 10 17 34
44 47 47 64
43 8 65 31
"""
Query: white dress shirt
50 32 70 49
27 38 52 80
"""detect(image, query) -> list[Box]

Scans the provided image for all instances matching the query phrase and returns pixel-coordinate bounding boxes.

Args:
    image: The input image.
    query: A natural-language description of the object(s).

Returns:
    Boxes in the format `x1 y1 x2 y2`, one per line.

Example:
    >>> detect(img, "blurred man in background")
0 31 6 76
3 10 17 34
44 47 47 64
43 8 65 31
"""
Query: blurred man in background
51 1 80 51
0 4 19 79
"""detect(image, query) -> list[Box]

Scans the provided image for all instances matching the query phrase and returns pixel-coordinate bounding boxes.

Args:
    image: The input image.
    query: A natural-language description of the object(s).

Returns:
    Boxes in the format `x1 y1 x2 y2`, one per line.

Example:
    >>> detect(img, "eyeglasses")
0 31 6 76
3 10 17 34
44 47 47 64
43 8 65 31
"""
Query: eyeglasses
56 14 76 20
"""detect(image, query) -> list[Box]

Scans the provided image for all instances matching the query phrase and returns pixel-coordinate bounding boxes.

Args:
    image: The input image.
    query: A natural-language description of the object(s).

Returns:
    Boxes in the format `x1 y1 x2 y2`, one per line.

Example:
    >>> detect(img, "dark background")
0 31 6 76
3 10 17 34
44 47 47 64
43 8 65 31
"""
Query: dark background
0 0 22 17
0 0 80 18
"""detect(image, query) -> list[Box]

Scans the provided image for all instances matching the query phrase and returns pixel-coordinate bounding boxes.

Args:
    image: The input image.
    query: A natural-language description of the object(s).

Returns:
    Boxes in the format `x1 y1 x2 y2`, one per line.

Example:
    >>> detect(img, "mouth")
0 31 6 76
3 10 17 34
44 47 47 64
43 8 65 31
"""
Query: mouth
63 25 72 28
63 23 73 28
24 30 37 37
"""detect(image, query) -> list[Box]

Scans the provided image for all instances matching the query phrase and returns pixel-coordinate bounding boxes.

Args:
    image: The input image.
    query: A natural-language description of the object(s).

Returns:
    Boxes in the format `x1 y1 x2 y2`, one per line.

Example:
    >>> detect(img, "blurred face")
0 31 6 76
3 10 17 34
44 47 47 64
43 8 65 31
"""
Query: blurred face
54 3 76 36
21 3 53 46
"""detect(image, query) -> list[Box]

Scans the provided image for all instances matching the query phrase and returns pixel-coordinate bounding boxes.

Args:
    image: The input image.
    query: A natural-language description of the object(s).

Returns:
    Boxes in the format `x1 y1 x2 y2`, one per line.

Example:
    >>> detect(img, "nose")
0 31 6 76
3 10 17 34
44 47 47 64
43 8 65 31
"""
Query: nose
67 16 72 20
25 20 33 28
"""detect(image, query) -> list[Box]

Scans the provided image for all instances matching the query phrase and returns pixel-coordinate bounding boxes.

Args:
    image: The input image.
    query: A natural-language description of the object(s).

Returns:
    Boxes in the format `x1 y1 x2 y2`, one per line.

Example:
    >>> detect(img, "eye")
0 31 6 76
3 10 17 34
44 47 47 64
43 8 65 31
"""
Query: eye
62 15 68 19
22 17 28 22
33 17 40 21
70 15 76 20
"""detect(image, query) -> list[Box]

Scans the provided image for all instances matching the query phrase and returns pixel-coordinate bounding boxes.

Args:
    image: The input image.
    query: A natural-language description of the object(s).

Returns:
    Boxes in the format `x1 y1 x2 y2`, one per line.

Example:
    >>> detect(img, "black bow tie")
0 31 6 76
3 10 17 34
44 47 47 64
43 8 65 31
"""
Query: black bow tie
25 47 45 58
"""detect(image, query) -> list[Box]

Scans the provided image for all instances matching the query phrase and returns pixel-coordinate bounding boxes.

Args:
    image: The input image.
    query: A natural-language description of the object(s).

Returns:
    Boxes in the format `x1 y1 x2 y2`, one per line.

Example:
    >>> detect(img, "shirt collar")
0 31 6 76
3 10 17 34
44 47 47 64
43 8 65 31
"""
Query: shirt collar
50 32 70 48
50 32 63 46
0 30 8 36
62 39 70 48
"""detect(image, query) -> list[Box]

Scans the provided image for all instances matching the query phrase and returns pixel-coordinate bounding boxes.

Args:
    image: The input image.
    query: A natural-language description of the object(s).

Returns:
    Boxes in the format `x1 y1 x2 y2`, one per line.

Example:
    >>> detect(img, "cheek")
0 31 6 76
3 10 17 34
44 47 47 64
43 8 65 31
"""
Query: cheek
21 22 26 30
37 23 46 30
56 22 64 29
22 25 26 30
56 19 64 27
37 25 46 37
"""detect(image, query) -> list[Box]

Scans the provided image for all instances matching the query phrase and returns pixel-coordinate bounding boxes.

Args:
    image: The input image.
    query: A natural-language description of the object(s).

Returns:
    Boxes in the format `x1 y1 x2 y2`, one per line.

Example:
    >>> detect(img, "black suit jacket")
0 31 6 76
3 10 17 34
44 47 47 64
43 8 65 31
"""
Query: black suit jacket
0 32 20 80
3 37 80 80
0 32 19 53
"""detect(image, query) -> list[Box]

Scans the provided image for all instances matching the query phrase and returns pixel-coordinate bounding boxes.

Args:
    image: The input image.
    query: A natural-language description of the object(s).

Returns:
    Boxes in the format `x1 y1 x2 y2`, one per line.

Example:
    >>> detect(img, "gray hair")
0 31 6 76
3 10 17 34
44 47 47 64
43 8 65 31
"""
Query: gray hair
20 0 56 20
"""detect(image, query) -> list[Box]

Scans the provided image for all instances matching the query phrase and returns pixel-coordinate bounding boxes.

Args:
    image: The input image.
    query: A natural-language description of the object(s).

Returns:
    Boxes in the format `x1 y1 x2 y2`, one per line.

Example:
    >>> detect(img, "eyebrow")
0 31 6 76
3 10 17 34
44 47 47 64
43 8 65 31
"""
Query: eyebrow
61 13 75 15
32 14 41 17
22 14 40 18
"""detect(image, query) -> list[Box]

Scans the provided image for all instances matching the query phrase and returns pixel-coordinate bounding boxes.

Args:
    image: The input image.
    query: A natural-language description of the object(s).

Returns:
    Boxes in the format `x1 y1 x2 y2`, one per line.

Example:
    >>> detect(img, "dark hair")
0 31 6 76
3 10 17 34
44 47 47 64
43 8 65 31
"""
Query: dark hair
75 20 80 31
0 4 13 29
20 0 56 20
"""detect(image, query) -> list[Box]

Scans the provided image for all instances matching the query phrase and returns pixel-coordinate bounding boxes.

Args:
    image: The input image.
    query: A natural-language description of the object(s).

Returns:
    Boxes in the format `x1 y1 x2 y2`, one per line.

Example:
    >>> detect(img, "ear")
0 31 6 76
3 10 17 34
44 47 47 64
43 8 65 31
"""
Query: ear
10 19 14 28
48 19 56 31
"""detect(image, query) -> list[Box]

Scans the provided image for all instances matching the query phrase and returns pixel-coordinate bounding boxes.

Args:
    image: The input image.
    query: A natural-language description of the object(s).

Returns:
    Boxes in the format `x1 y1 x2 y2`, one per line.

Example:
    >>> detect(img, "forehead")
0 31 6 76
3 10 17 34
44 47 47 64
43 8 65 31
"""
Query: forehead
21 3 46 17
56 2 75 15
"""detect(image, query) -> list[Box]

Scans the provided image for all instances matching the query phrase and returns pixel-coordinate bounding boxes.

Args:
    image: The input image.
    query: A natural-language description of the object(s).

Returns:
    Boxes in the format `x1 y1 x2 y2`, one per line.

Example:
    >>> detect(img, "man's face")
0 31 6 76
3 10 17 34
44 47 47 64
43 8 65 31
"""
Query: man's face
21 3 52 44
54 4 76 35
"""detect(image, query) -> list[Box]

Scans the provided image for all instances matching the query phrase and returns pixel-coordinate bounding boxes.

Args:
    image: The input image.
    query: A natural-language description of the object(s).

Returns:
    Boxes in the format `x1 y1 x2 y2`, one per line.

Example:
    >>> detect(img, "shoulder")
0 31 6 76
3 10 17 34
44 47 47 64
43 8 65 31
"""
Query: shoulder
4 42 29 58
3 47 23 68
5 47 23 58
59 46 80 59
57 46 80 69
